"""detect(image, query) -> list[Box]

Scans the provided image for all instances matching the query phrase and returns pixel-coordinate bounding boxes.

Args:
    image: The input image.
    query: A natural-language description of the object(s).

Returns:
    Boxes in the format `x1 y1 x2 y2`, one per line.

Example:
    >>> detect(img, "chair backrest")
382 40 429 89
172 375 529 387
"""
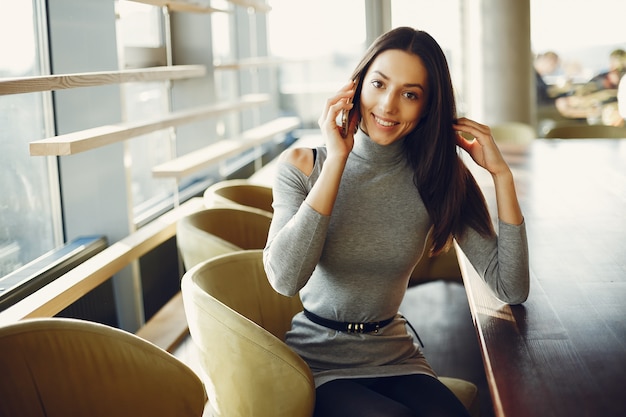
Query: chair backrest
204 179 274 216
409 233 462 286
545 124 626 139
491 122 536 145
176 206 272 270
181 249 314 417
0 318 206 417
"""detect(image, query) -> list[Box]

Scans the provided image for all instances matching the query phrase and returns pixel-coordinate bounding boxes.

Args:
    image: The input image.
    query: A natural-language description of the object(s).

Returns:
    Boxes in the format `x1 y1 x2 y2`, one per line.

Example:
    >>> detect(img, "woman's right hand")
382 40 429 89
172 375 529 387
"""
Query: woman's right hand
318 80 358 161
303 81 358 216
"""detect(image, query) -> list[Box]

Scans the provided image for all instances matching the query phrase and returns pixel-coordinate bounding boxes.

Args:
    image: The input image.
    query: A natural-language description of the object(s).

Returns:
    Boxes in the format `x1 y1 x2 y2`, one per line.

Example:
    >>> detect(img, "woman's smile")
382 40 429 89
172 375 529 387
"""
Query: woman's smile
372 114 399 128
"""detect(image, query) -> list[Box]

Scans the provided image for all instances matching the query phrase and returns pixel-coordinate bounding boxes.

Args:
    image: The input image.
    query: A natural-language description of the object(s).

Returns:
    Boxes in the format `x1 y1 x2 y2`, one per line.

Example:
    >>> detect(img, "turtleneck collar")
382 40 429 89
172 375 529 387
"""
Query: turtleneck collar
350 129 406 165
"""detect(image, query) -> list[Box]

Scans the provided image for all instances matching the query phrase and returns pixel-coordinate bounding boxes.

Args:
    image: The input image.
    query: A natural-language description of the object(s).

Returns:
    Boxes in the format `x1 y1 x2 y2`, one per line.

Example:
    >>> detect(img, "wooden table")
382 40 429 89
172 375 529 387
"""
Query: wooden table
456 138 626 417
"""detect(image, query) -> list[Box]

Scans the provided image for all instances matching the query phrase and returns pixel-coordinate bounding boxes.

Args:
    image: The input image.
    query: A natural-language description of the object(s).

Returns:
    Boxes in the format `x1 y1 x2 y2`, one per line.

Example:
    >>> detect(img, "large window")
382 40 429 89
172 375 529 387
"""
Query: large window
268 0 367 127
115 1 271 224
0 1 61 276
531 0 626 130
531 0 626 80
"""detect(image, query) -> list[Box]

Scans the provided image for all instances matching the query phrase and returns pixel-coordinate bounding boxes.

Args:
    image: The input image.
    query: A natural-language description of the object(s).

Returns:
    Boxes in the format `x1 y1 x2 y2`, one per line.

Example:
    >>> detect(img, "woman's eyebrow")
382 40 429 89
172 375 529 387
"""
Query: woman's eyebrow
372 70 425 92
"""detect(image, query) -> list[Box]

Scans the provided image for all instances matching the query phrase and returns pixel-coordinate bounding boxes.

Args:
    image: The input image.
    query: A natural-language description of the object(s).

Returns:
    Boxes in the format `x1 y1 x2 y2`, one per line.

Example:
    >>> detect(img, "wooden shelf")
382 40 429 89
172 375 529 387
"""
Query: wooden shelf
29 94 270 156
0 65 206 96
214 56 282 71
152 116 300 179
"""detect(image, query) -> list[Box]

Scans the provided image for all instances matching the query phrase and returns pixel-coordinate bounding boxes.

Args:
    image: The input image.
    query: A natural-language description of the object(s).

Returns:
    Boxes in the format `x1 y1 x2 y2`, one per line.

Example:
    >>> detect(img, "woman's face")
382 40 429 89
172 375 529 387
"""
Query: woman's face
359 49 429 145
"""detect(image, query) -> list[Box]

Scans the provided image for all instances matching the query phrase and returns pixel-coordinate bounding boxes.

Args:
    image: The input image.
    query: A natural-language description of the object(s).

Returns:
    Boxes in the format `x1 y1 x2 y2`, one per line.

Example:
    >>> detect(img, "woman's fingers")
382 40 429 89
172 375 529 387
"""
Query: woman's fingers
319 97 353 133
454 117 511 176
318 80 356 132
453 117 498 156
454 117 492 142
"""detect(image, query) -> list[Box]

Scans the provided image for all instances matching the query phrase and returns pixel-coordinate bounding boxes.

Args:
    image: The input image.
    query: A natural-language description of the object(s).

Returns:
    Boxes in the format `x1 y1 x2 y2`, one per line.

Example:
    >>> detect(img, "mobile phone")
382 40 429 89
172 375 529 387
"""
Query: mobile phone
340 98 351 138
340 76 360 137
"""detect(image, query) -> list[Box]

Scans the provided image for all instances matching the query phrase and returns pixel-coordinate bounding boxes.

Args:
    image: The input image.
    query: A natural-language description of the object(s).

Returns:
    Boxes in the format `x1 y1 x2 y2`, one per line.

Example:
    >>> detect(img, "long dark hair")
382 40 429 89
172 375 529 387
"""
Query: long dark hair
350 27 495 255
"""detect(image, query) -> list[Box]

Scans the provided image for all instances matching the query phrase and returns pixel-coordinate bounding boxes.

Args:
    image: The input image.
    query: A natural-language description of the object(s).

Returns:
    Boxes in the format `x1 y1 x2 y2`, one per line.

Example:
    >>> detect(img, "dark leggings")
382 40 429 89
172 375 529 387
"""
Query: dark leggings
313 374 472 417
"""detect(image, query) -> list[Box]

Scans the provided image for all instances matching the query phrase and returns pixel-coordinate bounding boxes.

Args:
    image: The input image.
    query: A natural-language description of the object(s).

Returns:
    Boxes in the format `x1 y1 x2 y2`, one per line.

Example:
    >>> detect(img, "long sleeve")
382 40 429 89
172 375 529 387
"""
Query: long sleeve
457 219 530 304
263 160 330 296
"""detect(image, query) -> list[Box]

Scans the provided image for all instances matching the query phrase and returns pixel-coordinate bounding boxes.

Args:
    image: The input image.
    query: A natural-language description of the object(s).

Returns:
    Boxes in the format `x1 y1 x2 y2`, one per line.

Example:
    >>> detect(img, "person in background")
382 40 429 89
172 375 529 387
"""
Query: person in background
555 48 626 124
585 49 626 92
535 51 573 134
264 27 529 417
535 51 570 105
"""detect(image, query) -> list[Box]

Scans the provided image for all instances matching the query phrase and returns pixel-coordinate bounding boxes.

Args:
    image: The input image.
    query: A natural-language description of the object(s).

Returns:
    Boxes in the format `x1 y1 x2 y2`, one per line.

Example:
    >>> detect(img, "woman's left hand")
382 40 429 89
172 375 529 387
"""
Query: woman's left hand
455 117 524 225
454 117 510 177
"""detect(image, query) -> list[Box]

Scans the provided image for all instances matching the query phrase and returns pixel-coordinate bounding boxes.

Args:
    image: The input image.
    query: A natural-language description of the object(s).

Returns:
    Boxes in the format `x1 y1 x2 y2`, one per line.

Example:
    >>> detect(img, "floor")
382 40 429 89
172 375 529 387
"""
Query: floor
174 280 495 417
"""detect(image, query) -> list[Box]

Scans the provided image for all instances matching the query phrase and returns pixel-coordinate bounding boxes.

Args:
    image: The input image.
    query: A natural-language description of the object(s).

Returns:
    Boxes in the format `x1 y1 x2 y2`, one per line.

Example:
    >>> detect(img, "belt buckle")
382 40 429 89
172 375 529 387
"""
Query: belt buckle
347 322 365 333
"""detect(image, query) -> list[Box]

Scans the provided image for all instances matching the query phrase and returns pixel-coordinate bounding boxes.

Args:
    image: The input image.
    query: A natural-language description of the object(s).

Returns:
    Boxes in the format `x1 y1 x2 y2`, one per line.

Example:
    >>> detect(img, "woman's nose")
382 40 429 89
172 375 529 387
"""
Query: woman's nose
380 91 397 114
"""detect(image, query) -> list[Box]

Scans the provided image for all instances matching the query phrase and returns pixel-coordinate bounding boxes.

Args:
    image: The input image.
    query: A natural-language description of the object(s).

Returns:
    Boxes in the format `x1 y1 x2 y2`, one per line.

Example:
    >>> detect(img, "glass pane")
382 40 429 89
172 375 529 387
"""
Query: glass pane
0 0 58 276
391 0 464 112
531 0 626 80
115 1 162 48
531 0 626 132
122 82 173 220
212 8 233 64
212 8 239 138
268 0 367 127
116 1 174 223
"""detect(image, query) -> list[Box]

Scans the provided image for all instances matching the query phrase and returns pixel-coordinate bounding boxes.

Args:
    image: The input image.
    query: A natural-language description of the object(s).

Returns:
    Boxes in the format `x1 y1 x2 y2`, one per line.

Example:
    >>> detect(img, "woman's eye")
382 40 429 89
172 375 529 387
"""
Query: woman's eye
404 91 419 100
371 80 383 88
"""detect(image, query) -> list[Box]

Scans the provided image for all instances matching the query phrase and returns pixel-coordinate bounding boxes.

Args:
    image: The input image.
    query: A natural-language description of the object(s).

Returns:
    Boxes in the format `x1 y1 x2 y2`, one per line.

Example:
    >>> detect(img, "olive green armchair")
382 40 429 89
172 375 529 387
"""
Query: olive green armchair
409 232 463 286
182 249 313 417
0 318 207 417
203 179 273 216
176 206 272 271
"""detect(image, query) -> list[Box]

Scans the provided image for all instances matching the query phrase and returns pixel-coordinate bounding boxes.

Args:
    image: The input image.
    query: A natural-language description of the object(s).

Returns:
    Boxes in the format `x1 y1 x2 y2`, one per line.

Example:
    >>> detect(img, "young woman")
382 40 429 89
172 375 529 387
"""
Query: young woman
263 27 529 417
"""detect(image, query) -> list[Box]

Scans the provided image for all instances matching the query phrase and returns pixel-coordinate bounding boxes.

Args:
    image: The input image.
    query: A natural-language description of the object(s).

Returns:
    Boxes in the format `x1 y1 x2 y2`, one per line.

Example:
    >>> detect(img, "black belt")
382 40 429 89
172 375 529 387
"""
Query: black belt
303 308 395 334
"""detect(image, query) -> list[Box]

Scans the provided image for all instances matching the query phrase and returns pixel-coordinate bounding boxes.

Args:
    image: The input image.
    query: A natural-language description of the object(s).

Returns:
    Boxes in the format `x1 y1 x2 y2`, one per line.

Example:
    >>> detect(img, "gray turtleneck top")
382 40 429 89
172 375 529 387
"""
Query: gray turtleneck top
263 131 529 387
